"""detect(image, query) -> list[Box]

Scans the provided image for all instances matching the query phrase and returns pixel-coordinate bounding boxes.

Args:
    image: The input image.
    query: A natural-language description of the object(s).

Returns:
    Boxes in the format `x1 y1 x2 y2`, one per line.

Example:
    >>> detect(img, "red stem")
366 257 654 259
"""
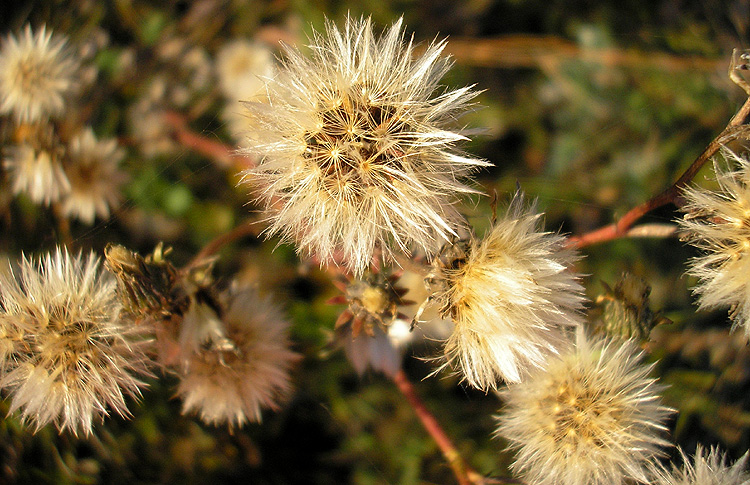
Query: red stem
568 95 750 249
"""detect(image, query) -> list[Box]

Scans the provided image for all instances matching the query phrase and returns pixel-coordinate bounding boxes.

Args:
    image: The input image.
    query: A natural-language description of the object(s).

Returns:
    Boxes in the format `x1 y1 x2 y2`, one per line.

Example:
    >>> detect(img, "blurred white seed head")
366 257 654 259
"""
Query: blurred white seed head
241 16 489 275
649 445 750 485
427 195 585 389
216 39 274 102
0 249 153 436
4 143 70 205
496 335 673 485
679 150 750 336
0 25 80 123
216 39 276 144
177 285 298 428
61 127 127 224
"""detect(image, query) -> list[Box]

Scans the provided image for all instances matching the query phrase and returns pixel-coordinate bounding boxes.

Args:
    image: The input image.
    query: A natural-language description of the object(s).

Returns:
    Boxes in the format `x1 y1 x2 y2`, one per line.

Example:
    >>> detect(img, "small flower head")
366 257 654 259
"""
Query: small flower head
680 150 750 336
328 269 409 375
496 335 673 485
649 445 750 485
177 285 298 428
216 39 274 102
425 195 585 389
61 128 127 224
4 143 70 205
0 25 80 123
0 249 153 435
241 16 489 275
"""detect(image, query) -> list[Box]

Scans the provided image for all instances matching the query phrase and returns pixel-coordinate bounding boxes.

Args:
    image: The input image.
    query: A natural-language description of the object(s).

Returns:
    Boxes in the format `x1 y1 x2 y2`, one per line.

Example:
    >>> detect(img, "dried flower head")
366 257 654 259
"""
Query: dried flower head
328 269 409 375
424 195 585 389
0 249 153 435
60 128 127 224
241 16 489 275
216 39 274 102
679 150 750 336
4 143 70 205
177 285 298 428
649 445 750 485
496 335 673 485
0 25 80 123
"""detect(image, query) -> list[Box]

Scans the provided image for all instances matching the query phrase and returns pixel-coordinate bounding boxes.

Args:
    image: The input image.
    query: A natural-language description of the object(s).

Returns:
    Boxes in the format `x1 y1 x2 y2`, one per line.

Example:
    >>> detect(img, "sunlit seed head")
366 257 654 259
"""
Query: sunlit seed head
3 143 70 205
61 127 127 224
0 249 154 436
426 194 585 390
0 25 80 123
496 335 673 485
679 149 750 336
649 445 750 485
240 16 490 275
177 285 298 428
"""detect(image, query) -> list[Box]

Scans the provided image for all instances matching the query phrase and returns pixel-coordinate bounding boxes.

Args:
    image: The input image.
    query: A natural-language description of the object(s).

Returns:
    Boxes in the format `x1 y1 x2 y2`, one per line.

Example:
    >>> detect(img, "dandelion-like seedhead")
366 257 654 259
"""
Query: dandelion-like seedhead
177 285 298 428
427 195 585 389
496 335 673 485
0 25 80 123
61 127 127 224
0 249 153 435
680 150 750 336
4 143 70 205
241 16 489 275
649 445 750 485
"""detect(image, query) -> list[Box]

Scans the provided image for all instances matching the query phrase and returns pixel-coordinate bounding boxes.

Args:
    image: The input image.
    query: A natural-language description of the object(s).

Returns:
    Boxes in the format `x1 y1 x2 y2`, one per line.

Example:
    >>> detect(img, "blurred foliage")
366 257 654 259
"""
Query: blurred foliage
1 0 750 483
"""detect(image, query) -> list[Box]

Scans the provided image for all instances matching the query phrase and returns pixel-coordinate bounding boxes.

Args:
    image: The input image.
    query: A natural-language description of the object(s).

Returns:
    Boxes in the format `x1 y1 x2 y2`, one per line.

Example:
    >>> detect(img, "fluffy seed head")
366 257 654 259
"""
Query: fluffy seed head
177 285 298 428
427 195 585 389
4 143 70 205
241 16 489 275
0 249 153 435
496 335 673 485
679 150 750 336
0 25 80 123
61 127 127 224
649 445 750 485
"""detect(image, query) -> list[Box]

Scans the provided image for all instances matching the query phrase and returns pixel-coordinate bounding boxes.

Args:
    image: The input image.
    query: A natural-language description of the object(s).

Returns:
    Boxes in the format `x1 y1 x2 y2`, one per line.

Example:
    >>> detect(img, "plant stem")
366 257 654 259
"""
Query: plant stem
392 370 485 484
163 110 256 170
568 77 750 249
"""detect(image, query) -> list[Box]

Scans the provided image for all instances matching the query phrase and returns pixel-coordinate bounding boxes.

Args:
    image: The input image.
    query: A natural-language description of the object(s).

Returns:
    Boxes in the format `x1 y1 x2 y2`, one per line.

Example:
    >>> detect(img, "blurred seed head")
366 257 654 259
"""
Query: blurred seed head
61 127 127 224
0 25 80 123
648 445 750 485
177 284 298 428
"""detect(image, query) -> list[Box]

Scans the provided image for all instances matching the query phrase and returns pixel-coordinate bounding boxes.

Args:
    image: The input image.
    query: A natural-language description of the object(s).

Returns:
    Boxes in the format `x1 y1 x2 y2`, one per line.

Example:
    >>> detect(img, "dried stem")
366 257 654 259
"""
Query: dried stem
568 55 750 249
163 110 256 171
392 370 524 485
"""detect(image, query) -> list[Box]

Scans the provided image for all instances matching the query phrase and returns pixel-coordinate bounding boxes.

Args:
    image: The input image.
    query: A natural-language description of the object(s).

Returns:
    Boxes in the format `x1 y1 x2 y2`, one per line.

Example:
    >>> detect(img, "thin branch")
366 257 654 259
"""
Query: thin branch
392 370 520 484
440 35 723 72
163 110 256 171
568 56 750 249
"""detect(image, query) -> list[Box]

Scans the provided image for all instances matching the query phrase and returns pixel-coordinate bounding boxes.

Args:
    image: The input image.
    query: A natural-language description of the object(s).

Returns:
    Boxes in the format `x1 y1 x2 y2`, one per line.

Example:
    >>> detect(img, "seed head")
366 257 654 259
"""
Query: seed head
426 195 585 389
0 249 154 435
0 25 80 123
4 143 70 205
649 445 750 485
60 127 127 224
241 16 489 275
177 285 298 428
496 335 673 485
679 150 750 336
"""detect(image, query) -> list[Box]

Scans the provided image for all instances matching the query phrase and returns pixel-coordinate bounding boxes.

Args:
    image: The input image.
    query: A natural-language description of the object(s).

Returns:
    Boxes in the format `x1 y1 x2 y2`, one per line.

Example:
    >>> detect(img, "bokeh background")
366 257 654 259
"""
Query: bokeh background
1 0 749 483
